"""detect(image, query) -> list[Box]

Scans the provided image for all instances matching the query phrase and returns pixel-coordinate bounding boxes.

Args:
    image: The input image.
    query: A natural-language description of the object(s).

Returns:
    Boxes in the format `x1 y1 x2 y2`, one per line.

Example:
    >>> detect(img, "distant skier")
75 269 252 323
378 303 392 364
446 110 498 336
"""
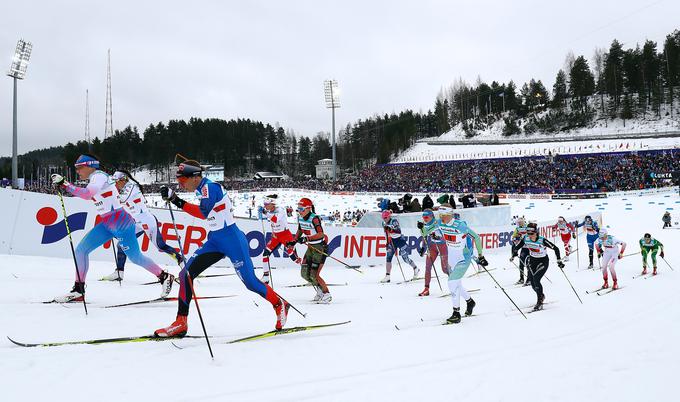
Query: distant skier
101 170 183 282
380 210 419 283
50 154 174 302
437 205 487 323
416 209 449 296
639 233 664 276
295 198 331 303
258 194 301 284
550 216 575 261
594 229 626 290
512 222 563 311
510 216 530 285
662 211 672 228
154 160 289 337
577 215 600 269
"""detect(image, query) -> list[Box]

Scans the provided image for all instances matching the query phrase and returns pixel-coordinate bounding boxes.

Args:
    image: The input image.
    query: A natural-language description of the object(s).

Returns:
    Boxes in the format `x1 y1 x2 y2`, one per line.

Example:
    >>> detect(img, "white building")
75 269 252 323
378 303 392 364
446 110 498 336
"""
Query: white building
315 158 334 179
204 165 224 182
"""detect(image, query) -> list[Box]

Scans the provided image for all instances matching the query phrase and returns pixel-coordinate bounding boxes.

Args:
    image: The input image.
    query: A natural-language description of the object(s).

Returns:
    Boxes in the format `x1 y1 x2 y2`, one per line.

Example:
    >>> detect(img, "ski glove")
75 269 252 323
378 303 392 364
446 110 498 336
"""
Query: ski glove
160 186 185 208
296 235 307 244
618 253 623 260
416 221 424 229
660 251 665 258
477 255 488 267
257 206 265 220
430 232 441 241
51 174 65 186
557 260 565 269
418 246 426 257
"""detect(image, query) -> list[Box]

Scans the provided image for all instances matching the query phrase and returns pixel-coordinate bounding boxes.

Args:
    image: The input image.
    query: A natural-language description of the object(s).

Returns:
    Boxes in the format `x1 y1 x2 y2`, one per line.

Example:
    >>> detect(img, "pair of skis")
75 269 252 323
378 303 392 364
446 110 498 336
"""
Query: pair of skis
8 321 351 348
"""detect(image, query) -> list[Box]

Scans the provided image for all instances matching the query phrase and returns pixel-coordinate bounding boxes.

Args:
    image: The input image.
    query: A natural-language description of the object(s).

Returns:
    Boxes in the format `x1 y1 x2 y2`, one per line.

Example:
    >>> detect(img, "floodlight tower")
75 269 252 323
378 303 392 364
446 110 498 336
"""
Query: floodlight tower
324 79 340 181
7 39 32 189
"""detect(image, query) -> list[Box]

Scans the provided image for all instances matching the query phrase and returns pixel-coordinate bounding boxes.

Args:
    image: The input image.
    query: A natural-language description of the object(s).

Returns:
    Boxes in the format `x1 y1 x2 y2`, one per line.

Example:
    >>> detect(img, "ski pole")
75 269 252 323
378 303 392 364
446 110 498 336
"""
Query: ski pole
57 189 88 315
557 264 583 304
575 228 580 270
259 217 274 289
111 238 121 286
305 243 363 274
388 236 406 281
480 263 527 320
420 228 442 292
621 251 641 258
167 203 214 359
661 256 675 271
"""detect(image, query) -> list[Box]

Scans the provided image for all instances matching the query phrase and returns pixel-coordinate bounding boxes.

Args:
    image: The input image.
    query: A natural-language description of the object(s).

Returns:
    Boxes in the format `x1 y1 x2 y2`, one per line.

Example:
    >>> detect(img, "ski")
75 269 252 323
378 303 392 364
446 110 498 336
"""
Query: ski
226 321 351 344
437 288 481 298
468 268 497 277
585 287 608 294
596 287 624 296
7 334 208 348
284 282 348 288
103 295 236 308
140 273 234 286
643 273 660 280
633 273 649 280
397 277 423 285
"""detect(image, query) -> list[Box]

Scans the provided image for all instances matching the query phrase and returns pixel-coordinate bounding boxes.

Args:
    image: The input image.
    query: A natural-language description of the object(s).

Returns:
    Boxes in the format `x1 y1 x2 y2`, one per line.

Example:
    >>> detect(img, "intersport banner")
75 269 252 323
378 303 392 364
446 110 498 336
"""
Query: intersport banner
0 188 602 269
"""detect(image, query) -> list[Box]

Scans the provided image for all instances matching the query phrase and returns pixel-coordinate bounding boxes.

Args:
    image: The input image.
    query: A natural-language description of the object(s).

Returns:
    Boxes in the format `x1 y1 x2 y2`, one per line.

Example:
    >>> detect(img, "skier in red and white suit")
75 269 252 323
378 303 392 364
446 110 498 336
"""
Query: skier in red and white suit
259 194 301 284
551 216 575 261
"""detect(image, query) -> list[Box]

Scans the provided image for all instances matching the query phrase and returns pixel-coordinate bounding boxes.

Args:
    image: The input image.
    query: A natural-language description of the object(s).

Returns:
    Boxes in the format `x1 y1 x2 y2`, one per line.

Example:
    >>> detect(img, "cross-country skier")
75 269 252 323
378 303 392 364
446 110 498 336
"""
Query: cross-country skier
577 215 600 269
380 209 419 283
436 204 487 323
511 222 563 311
594 229 626 290
154 160 289 337
295 198 331 303
510 216 530 285
416 209 449 296
639 233 664 276
258 194 301 284
101 171 183 282
550 216 575 261
50 154 174 302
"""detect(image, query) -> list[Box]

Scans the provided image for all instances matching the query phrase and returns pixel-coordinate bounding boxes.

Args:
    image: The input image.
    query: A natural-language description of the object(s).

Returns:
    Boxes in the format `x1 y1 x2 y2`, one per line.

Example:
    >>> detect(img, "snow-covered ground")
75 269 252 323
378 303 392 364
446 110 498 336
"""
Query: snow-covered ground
3 190 680 401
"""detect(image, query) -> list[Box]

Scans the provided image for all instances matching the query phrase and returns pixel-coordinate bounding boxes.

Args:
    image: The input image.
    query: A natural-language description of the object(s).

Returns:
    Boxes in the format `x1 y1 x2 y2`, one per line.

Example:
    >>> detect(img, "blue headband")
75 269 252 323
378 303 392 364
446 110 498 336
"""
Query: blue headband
74 154 100 169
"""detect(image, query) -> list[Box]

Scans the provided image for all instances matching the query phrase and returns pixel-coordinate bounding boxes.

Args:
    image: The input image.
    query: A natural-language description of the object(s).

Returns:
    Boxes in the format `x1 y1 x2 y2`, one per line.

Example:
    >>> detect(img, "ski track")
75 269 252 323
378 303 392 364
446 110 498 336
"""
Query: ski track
2 190 680 401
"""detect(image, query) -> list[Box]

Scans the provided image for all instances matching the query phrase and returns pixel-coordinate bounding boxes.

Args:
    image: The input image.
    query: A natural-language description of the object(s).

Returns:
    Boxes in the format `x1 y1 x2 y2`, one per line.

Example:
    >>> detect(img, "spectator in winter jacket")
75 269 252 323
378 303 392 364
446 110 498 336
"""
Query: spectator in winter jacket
663 211 672 228
409 198 422 212
422 194 434 210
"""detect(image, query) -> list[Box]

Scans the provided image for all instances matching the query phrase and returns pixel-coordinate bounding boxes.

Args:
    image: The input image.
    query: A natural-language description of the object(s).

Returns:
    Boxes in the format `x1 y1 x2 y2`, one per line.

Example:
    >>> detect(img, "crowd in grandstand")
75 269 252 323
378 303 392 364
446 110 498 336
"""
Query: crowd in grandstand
10 149 679 196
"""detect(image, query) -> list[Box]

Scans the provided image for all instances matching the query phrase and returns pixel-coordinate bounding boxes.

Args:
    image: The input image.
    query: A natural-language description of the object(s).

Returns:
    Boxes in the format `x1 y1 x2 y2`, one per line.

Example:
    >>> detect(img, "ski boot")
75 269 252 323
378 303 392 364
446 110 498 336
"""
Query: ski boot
312 286 323 302
159 271 175 298
446 308 462 324
418 287 430 297
154 314 188 338
653 267 657 276
587 264 594 270
532 294 545 311
274 298 290 330
412 267 421 279
601 278 609 289
294 257 302 265
54 282 85 303
261 272 271 284
563 254 569 262
465 298 476 317
100 269 124 282
641 267 647 275
317 292 332 304
514 276 524 286
380 274 391 283
612 280 619 290
523 277 531 287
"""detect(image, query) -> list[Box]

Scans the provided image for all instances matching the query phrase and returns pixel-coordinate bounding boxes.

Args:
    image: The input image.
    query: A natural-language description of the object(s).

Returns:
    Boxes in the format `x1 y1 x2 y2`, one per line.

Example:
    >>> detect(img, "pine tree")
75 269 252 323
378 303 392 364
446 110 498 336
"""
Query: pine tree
552 70 568 109
604 39 625 109
569 56 596 114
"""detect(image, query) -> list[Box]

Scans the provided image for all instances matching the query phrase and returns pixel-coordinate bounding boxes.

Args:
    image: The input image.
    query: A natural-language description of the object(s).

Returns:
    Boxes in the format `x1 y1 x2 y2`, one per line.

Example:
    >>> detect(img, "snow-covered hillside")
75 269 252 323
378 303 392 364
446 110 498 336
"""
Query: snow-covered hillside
3 189 679 402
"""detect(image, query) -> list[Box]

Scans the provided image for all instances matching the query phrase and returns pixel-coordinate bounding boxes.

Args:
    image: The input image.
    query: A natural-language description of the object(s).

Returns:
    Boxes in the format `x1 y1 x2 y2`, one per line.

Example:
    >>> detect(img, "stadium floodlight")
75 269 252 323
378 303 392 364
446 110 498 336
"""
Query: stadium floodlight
324 79 340 181
7 39 33 189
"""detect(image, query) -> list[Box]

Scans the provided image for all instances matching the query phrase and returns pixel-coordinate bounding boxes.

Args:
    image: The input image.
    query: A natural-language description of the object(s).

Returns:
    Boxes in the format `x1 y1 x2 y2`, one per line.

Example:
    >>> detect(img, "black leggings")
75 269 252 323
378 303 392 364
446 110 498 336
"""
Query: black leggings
527 256 549 300
178 252 224 316
518 248 530 277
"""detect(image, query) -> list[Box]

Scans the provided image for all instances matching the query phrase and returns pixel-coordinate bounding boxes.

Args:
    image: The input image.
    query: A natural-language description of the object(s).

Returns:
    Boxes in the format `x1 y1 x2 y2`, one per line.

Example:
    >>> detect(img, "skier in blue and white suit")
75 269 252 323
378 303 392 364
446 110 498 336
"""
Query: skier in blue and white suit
577 215 600 268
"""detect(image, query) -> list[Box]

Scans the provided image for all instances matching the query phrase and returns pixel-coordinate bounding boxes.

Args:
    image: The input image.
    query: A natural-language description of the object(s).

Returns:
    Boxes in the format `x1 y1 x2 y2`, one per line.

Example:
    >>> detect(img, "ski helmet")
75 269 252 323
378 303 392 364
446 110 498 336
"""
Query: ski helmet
526 222 538 234
558 216 565 222
74 154 100 169
644 233 651 239
176 160 203 178
297 198 313 212
112 171 127 181
438 203 454 216
264 194 278 206
599 228 608 237
422 209 434 222
585 215 592 222
381 210 392 220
